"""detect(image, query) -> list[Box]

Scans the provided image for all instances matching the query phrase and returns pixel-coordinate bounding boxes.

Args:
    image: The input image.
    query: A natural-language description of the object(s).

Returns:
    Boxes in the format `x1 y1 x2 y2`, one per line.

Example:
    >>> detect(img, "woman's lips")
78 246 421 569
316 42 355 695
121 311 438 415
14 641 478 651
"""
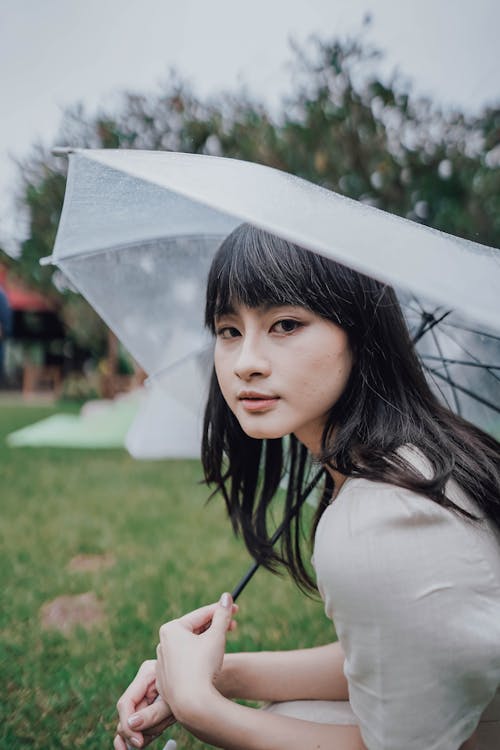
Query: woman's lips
238 394 280 412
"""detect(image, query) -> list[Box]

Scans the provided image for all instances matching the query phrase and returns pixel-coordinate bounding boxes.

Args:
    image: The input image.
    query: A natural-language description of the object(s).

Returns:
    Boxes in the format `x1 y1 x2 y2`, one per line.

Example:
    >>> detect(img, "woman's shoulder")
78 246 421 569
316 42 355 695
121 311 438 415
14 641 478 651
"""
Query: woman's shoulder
314 448 500 619
321 472 453 543
314 442 500 572
314 444 500 600
334 443 480 519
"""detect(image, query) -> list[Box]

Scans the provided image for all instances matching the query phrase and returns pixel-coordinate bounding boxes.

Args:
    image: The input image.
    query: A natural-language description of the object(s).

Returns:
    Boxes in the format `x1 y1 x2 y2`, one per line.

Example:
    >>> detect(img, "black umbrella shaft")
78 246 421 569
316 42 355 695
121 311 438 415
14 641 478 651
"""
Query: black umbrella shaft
231 560 260 601
230 469 325 602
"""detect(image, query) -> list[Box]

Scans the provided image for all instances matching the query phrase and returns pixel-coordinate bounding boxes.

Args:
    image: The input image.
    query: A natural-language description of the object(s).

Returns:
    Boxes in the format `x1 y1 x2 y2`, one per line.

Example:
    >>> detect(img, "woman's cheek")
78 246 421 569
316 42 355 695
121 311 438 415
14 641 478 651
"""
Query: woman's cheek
215 361 234 411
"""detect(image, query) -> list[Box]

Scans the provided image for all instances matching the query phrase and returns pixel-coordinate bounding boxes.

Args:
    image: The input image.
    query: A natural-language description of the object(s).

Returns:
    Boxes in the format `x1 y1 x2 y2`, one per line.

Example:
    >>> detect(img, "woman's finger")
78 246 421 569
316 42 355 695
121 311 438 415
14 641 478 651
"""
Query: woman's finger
113 734 127 750
174 601 220 631
155 645 169 702
129 695 175 734
163 601 239 636
205 593 234 650
115 659 159 746
117 722 167 749
116 661 157 719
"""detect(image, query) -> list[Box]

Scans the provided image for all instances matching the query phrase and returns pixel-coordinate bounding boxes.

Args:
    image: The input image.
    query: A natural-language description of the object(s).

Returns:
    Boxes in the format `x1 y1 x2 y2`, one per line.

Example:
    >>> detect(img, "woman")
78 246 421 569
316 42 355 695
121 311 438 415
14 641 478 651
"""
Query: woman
115 224 500 750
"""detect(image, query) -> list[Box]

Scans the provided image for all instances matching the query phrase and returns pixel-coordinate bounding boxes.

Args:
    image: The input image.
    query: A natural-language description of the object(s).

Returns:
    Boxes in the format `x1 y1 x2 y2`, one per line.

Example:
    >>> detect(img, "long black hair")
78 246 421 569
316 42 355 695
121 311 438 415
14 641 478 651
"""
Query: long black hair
202 223 500 592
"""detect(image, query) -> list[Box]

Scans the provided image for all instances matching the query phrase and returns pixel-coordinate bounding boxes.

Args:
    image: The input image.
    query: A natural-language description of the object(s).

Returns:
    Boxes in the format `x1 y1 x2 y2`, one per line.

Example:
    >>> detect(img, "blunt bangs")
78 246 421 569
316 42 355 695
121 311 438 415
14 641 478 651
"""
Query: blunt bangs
205 223 350 332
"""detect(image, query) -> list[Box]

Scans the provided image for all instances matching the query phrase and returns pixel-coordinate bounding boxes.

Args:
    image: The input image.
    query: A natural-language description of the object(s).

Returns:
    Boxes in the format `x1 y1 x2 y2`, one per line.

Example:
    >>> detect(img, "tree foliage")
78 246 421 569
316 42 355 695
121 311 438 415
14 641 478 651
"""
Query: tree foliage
2 34 499 358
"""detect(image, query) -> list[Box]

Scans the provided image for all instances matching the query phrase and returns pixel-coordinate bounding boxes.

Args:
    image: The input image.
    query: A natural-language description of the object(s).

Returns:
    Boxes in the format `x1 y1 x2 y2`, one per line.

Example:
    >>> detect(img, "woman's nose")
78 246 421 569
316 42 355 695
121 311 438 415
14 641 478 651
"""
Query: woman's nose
233 336 271 380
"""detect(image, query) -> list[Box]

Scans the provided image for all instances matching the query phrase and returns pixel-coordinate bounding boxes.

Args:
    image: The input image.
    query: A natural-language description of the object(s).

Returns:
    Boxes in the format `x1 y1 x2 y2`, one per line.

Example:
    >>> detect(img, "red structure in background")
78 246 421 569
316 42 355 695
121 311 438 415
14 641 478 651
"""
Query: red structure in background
0 263 63 396
0 263 141 398
0 265 55 313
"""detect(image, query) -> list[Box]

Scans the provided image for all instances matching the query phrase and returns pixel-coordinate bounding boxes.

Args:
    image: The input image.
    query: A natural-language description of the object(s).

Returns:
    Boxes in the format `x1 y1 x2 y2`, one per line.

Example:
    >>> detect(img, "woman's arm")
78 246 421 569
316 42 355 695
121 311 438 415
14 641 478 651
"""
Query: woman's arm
219 641 348 702
115 599 348 749
114 642 348 749
178 687 366 750
156 596 362 750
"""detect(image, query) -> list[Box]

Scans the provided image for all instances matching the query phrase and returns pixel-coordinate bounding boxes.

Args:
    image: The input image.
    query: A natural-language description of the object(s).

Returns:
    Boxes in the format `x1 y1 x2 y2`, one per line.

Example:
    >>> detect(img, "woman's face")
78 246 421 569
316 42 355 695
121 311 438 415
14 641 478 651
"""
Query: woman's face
214 303 353 454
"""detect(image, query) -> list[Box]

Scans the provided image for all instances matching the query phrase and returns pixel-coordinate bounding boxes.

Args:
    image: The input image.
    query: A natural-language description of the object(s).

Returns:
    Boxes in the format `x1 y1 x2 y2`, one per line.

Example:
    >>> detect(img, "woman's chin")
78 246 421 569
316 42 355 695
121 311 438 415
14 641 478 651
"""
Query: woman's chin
246 429 288 440
239 422 289 440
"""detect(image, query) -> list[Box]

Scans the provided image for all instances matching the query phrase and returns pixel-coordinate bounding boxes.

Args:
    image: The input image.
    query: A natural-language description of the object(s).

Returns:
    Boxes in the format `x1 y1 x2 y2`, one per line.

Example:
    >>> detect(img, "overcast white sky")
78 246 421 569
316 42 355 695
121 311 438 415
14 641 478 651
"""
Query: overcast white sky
1 0 499 250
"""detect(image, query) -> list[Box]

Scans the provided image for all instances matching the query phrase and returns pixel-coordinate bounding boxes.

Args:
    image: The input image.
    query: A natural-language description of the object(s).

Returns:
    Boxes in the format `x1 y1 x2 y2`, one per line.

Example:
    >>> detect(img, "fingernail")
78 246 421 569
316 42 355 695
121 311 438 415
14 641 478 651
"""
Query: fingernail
164 742 177 750
128 714 142 728
130 739 141 748
220 592 231 608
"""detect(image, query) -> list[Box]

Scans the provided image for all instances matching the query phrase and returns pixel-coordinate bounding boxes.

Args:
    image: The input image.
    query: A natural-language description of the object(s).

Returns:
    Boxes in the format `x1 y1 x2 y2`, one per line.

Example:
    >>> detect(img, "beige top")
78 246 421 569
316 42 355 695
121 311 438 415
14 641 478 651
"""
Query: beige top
313 446 500 750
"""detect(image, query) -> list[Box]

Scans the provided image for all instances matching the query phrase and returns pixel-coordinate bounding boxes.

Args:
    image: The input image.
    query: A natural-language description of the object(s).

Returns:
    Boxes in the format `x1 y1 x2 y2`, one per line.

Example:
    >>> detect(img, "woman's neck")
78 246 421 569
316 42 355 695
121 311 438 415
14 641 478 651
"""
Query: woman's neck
294 427 348 500
324 463 349 500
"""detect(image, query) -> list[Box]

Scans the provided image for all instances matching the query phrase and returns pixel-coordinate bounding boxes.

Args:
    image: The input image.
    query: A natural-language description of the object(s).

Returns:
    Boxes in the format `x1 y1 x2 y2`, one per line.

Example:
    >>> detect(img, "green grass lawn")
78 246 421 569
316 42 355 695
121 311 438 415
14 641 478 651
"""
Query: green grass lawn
0 402 334 750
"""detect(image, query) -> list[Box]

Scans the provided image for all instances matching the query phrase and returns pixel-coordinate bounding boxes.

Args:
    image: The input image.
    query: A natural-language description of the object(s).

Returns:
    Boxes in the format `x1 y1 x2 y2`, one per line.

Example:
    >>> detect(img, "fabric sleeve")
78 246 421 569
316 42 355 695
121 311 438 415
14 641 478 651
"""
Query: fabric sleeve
313 483 500 750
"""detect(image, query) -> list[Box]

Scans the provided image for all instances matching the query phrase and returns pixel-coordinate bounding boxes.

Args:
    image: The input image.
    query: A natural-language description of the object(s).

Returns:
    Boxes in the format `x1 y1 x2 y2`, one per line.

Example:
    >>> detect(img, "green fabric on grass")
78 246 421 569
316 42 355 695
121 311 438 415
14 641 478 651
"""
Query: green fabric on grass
6 398 139 449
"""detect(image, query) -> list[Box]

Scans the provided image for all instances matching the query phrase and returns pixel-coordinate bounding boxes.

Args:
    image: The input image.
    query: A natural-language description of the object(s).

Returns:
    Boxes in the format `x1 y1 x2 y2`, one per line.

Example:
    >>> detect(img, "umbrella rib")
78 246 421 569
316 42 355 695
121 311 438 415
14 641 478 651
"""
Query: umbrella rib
421 355 500 369
423 365 500 414
409 298 430 344
230 468 325 601
439 320 500 343
404 305 422 317
421 310 453 337
402 298 425 318
443 321 500 341
437 326 500 385
54 233 229 264
409 297 450 336
411 295 426 315
422 364 456 412
412 309 453 344
429 324 461 414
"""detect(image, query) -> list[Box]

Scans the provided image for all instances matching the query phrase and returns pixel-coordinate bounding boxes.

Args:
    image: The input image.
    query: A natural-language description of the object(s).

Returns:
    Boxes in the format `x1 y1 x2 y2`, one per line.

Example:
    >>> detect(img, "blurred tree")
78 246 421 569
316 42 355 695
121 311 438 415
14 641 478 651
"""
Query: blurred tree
2 34 498 366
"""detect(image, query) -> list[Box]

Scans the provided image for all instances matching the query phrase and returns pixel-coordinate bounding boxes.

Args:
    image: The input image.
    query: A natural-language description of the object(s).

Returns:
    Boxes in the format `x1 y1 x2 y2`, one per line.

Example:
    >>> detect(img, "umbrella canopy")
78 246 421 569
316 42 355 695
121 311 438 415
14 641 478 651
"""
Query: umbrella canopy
43 149 500 442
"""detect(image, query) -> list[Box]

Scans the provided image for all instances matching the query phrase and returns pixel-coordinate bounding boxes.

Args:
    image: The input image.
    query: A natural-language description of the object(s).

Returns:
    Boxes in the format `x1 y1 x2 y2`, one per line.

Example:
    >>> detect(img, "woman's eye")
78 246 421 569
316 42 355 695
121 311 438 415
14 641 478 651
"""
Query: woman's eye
217 326 240 339
273 319 302 334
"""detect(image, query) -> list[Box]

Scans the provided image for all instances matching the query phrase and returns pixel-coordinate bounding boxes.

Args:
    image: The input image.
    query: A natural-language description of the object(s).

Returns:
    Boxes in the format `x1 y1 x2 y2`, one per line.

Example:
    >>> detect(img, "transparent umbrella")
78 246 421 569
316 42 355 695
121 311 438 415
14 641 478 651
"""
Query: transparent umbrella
43 148 499 436
43 148 500 595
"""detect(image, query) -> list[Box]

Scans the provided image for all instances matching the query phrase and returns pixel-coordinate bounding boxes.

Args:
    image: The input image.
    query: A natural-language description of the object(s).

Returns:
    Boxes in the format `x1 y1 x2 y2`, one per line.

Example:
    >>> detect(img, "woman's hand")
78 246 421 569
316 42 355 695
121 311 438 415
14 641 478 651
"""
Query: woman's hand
114 659 175 749
156 593 238 721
